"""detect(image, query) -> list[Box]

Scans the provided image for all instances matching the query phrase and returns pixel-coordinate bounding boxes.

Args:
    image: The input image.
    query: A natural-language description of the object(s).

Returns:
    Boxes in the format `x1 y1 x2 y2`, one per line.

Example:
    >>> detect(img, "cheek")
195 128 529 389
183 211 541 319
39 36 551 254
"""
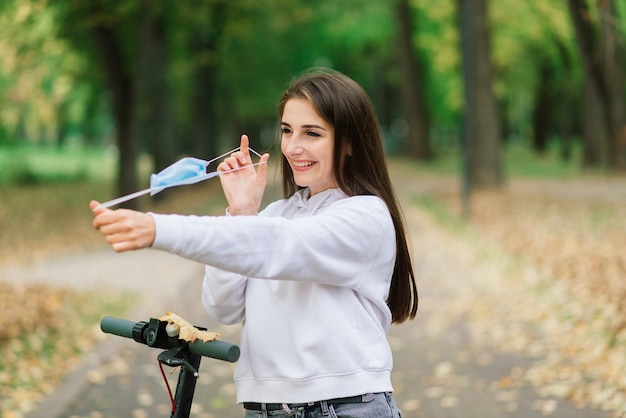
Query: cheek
280 136 292 157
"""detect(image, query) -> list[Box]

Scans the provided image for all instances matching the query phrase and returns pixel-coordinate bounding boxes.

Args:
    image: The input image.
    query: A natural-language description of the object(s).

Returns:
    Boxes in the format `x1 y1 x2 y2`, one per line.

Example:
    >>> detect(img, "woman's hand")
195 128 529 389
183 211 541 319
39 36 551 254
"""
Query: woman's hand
218 134 270 216
90 201 156 252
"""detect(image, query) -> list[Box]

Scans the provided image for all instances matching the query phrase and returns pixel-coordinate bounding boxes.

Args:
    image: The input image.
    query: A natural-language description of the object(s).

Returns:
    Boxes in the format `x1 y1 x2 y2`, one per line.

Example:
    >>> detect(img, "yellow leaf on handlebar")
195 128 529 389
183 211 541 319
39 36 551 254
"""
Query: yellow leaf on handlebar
159 311 220 343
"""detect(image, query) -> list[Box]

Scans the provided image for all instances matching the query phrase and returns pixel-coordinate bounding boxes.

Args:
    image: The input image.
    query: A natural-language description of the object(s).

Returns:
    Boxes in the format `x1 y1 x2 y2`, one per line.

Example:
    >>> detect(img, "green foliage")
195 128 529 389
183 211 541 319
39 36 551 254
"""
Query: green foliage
0 0 624 171
415 0 462 127
490 1 579 139
0 0 110 149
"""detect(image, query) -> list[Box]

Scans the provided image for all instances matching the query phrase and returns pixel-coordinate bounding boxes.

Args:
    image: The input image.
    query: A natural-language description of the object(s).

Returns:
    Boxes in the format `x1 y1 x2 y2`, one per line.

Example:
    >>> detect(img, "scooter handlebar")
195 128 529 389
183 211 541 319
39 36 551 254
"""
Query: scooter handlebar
100 316 240 363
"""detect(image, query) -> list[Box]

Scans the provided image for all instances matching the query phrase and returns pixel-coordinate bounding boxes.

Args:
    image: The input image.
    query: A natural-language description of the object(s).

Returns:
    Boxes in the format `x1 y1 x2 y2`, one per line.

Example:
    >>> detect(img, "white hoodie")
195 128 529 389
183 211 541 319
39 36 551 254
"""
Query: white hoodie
150 187 396 404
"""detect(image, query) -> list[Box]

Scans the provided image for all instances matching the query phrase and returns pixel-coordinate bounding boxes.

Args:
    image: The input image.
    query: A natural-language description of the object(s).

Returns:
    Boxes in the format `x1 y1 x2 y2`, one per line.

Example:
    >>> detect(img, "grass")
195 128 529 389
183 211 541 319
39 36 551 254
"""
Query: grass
0 145 117 185
503 141 582 178
413 140 584 179
412 195 467 233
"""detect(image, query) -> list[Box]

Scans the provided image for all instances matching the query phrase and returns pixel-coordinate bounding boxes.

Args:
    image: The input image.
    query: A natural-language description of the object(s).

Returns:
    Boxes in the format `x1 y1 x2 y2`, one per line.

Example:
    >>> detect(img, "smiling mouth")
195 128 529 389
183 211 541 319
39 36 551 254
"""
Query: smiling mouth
292 161 315 168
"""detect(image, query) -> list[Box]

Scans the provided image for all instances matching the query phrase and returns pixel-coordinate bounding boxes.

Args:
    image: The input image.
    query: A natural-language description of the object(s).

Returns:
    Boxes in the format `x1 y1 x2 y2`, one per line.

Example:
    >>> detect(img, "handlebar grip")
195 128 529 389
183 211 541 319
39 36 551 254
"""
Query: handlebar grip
100 316 137 338
188 339 240 362
101 316 240 362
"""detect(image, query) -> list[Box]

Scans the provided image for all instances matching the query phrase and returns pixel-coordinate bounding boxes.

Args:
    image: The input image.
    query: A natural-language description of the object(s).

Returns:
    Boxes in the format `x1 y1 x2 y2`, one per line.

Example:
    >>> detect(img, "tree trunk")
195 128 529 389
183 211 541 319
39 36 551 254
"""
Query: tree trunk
532 61 553 154
599 0 626 168
568 0 626 170
81 90 101 147
554 39 577 162
187 1 227 158
459 0 503 189
91 23 138 206
55 101 69 148
190 30 219 158
136 4 174 173
583 76 608 167
394 0 432 160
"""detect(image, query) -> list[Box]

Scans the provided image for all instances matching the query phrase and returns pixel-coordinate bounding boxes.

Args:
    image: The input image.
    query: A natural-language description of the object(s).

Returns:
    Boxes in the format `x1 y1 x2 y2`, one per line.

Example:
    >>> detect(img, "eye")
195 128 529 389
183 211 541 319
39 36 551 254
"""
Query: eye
281 127 292 135
306 131 321 138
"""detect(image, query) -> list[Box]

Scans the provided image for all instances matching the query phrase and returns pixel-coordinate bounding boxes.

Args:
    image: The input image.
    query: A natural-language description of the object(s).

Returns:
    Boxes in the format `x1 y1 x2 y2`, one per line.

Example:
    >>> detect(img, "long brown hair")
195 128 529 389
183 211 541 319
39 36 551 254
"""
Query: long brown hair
277 68 418 323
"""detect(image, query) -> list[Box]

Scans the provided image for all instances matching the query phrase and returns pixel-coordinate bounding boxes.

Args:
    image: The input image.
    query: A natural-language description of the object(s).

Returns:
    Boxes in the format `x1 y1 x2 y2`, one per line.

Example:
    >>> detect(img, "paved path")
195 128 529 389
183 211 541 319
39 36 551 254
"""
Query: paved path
13 172 613 418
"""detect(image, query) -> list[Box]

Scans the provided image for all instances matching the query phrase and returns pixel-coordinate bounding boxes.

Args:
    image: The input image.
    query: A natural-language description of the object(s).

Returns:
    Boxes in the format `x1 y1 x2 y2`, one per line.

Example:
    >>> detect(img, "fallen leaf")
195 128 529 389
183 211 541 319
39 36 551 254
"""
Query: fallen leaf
158 311 219 343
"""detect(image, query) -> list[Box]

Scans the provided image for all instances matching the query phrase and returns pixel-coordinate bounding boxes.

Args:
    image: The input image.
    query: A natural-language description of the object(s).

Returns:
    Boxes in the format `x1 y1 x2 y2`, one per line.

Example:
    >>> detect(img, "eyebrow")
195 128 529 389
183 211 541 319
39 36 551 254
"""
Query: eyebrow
280 121 328 131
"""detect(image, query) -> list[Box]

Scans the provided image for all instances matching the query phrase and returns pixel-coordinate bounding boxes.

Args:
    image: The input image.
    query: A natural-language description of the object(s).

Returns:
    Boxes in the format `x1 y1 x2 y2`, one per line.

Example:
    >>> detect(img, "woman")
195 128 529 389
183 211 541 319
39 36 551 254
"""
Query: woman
91 68 417 417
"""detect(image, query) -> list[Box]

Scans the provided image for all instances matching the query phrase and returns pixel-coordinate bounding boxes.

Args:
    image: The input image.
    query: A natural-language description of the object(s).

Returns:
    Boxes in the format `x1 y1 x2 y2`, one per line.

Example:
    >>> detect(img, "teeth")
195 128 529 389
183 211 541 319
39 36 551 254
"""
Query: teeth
293 161 314 167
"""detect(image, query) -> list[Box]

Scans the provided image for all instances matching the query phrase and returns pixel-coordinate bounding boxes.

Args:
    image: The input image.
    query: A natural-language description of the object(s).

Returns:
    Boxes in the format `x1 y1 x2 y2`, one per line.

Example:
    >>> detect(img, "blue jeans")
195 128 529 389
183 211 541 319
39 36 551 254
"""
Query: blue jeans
243 392 402 418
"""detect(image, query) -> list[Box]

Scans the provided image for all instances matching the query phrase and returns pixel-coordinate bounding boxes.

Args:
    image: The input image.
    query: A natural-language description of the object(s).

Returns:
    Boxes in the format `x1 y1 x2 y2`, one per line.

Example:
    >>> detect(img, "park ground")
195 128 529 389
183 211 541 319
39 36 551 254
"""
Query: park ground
1 157 625 417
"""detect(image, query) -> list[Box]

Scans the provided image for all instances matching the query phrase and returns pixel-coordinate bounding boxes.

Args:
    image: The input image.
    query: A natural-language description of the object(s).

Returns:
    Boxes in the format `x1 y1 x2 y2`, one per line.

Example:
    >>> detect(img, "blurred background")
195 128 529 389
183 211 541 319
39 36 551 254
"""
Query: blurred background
0 0 624 193
1 0 625 417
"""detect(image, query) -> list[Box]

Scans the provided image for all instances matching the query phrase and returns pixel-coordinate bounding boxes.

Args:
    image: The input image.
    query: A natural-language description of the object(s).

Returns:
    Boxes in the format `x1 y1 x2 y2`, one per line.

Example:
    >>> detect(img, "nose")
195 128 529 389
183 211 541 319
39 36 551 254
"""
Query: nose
282 135 304 156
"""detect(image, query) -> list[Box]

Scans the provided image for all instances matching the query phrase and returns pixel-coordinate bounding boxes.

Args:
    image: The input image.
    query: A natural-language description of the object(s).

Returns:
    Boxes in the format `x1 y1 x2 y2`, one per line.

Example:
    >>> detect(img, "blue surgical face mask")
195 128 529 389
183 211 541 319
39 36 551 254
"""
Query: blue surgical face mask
150 157 214 195
95 146 265 209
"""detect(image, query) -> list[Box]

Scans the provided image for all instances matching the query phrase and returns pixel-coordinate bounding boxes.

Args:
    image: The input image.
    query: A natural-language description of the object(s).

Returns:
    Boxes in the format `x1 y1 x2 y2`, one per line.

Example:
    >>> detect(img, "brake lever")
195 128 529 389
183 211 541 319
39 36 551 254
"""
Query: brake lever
157 345 199 377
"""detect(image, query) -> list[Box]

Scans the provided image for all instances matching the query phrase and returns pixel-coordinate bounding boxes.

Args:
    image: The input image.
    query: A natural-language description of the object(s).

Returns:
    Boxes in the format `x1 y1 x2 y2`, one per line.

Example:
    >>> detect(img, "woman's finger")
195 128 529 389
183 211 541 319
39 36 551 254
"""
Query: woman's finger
220 156 239 171
240 134 250 157
217 161 229 172
233 151 248 166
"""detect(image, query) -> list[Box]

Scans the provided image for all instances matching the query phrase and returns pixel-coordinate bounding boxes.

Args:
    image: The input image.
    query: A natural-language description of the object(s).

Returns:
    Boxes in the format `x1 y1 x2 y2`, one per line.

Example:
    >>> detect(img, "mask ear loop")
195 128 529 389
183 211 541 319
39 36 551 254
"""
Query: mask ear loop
249 148 263 158
213 146 266 174
205 146 239 172
204 146 264 173
213 161 266 176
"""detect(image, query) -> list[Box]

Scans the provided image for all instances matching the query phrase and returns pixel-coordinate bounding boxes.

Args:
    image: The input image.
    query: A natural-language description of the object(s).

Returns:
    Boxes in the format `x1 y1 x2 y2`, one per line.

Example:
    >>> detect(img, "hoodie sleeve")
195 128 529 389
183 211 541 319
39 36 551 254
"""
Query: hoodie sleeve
201 265 247 325
149 195 395 291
